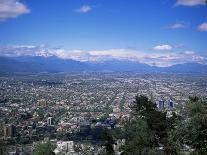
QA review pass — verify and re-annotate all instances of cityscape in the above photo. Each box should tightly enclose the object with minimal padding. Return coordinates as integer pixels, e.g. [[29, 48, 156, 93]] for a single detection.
[[0, 73, 207, 154], [0, 0, 207, 154]]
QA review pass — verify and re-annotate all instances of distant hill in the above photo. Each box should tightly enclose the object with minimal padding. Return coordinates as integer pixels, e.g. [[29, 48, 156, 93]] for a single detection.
[[0, 56, 88, 73], [86, 60, 158, 72], [161, 63, 207, 73], [0, 56, 207, 74]]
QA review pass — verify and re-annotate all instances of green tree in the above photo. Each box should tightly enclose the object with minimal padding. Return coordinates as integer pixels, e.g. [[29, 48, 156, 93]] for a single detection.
[[32, 141, 55, 155], [173, 97, 207, 154], [123, 95, 178, 155], [101, 129, 115, 155], [123, 118, 158, 155], [0, 140, 7, 155]]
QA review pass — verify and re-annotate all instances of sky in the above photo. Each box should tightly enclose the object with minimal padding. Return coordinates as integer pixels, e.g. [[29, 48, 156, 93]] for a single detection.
[[0, 0, 207, 66]]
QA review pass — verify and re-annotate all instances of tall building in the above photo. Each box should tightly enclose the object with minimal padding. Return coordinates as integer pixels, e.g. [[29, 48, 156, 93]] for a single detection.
[[55, 141, 75, 154], [168, 101, 174, 109], [158, 100, 165, 110], [4, 124, 16, 138], [47, 117, 54, 125]]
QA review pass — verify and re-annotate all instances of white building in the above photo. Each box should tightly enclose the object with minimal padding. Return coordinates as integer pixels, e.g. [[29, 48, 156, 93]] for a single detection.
[[47, 117, 54, 125], [54, 141, 75, 155]]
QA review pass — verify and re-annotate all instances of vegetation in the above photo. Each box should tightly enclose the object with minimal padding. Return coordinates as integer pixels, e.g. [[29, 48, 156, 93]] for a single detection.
[[0, 140, 7, 155], [172, 96, 207, 155], [101, 129, 115, 155], [122, 96, 179, 155], [32, 141, 55, 155], [121, 95, 207, 155]]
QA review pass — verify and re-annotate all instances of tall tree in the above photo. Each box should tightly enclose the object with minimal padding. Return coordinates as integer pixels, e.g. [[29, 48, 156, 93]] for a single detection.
[[0, 140, 7, 155], [123, 95, 178, 155], [173, 97, 207, 154], [101, 129, 115, 155], [32, 141, 55, 155]]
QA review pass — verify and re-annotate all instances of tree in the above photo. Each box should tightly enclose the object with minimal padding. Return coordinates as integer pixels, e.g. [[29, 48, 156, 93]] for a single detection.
[[32, 141, 55, 155], [173, 97, 207, 154], [0, 140, 7, 155], [129, 95, 157, 118], [123, 118, 158, 154], [101, 129, 115, 155], [123, 95, 178, 155]]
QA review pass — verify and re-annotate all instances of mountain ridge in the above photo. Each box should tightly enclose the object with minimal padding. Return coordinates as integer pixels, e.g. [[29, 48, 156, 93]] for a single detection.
[[0, 56, 207, 74]]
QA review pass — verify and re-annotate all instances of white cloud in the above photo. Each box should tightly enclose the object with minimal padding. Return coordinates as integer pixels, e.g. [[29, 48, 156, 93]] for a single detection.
[[184, 51, 195, 54], [166, 23, 187, 29], [75, 5, 92, 13], [152, 45, 173, 51], [0, 45, 52, 57], [197, 22, 207, 31], [0, 45, 206, 67], [175, 0, 206, 6], [0, 0, 30, 21]]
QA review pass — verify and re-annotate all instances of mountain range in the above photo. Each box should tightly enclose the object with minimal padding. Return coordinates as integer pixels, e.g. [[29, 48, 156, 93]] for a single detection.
[[0, 56, 207, 74]]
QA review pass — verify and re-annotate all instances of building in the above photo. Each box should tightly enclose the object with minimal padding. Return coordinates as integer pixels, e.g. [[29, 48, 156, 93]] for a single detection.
[[47, 117, 54, 125], [4, 124, 16, 138], [158, 100, 165, 110], [54, 141, 75, 154], [167, 101, 174, 109]]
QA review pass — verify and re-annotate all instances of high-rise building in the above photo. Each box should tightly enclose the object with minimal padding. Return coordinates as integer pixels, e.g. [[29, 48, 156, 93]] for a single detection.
[[55, 141, 75, 153], [168, 101, 174, 109], [158, 100, 165, 110], [47, 117, 54, 125], [37, 99, 47, 107], [4, 124, 16, 138]]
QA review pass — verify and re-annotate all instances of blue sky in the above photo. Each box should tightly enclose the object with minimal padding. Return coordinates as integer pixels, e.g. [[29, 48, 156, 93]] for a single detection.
[[0, 0, 207, 66]]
